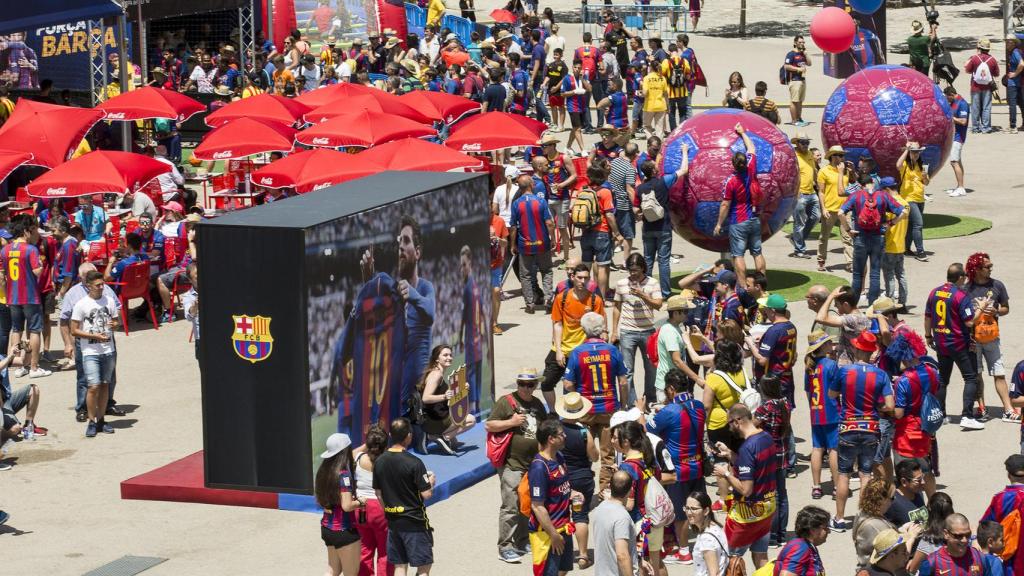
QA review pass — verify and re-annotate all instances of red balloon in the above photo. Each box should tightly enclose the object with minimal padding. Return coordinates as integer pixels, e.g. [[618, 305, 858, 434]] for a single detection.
[[810, 7, 856, 54]]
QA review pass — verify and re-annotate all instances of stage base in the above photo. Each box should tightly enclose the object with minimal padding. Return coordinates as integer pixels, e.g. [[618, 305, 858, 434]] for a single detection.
[[121, 422, 494, 512]]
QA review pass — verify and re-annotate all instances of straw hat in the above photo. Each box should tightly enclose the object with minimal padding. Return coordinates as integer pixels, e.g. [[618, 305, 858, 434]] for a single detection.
[[978, 38, 992, 50], [906, 140, 923, 152], [806, 330, 835, 355], [869, 296, 900, 315], [400, 59, 419, 75], [666, 294, 695, 311], [911, 20, 924, 33], [515, 367, 541, 382], [385, 37, 400, 48], [825, 145, 846, 159], [790, 131, 810, 144], [496, 30, 513, 41], [539, 133, 560, 146], [555, 392, 593, 420], [869, 529, 906, 564], [214, 85, 232, 96], [598, 123, 618, 135], [478, 39, 495, 49]]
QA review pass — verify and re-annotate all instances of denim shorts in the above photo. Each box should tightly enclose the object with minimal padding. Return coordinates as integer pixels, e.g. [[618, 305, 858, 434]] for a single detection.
[[730, 530, 770, 556], [615, 208, 635, 240], [580, 231, 612, 265], [838, 431, 879, 475], [83, 353, 116, 386], [10, 303, 42, 334], [810, 423, 839, 450], [728, 217, 762, 257], [875, 418, 894, 464], [490, 266, 502, 289], [976, 339, 1005, 377]]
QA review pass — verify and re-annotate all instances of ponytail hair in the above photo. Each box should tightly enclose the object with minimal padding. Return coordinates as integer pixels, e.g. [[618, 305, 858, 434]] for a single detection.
[[619, 420, 655, 469]]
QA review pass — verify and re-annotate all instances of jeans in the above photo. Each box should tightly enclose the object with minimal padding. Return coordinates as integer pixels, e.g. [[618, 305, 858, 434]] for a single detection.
[[681, 94, 693, 120], [74, 338, 117, 412], [518, 251, 553, 307], [851, 233, 884, 305], [642, 229, 673, 298], [938, 348, 978, 419], [771, 463, 789, 543], [904, 201, 924, 255], [498, 467, 530, 552], [790, 194, 821, 254], [533, 84, 550, 124], [881, 253, 907, 304], [668, 97, 687, 130], [591, 78, 607, 127], [971, 90, 993, 133], [1009, 83, 1024, 129], [619, 329, 656, 403]]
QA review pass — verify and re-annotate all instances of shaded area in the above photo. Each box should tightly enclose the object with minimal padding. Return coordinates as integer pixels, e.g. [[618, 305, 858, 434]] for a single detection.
[[671, 268, 847, 301], [782, 213, 990, 241]]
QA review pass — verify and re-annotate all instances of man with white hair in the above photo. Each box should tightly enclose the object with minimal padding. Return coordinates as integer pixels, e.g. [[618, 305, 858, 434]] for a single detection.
[[562, 311, 628, 490]]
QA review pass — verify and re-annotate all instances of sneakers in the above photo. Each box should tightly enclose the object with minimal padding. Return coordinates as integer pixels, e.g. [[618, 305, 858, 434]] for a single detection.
[[499, 549, 523, 564], [960, 416, 985, 430], [29, 423, 47, 436], [76, 409, 88, 423], [1003, 411, 1023, 423], [914, 253, 929, 262], [786, 468, 798, 479], [0, 439, 12, 455], [28, 368, 52, 379], [13, 368, 27, 378], [0, 462, 11, 472], [769, 539, 782, 549], [664, 551, 694, 565], [794, 120, 810, 127], [811, 486, 823, 500], [947, 187, 967, 197], [433, 436, 455, 455], [86, 421, 98, 438], [22, 422, 34, 441], [99, 421, 115, 434], [924, 193, 934, 202], [829, 517, 849, 533], [160, 312, 174, 325], [789, 251, 812, 259], [0, 510, 8, 526]]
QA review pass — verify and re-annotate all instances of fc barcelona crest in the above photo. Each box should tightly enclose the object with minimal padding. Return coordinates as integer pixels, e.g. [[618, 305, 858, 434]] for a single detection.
[[448, 365, 470, 425], [232, 315, 274, 363]]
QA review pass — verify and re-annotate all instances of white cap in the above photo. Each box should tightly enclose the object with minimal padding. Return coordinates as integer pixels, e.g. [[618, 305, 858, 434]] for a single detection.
[[445, 33, 457, 43], [504, 165, 521, 179], [609, 407, 642, 429], [320, 433, 352, 459]]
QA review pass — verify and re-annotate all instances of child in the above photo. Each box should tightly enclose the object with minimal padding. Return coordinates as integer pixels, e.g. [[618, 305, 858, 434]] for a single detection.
[[976, 520, 1005, 576], [804, 330, 841, 501], [754, 374, 791, 547]]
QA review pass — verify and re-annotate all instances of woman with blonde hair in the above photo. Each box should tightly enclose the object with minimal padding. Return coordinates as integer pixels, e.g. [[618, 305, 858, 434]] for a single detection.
[[723, 71, 748, 109]]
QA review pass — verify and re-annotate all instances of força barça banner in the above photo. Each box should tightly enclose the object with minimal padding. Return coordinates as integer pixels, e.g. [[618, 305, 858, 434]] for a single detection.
[[2, 20, 130, 92]]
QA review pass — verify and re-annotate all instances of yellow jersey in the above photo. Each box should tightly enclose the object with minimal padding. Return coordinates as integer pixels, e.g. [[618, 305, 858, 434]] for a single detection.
[[796, 149, 817, 195], [899, 164, 926, 204], [817, 164, 849, 213], [885, 193, 909, 254], [641, 72, 668, 113]]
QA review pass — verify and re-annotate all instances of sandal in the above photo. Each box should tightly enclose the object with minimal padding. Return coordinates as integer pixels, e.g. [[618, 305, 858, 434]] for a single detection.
[[817, 260, 826, 272], [576, 556, 594, 570]]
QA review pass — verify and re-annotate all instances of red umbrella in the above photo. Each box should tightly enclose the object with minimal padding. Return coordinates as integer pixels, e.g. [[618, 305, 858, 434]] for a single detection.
[[401, 91, 480, 124], [296, 110, 435, 149], [193, 118, 297, 160], [360, 138, 482, 172], [294, 82, 375, 108], [0, 150, 33, 183], [96, 87, 205, 122], [0, 100, 104, 168], [304, 93, 386, 124], [250, 149, 377, 193], [204, 94, 311, 128], [445, 112, 547, 152], [490, 9, 518, 23], [26, 151, 170, 198]]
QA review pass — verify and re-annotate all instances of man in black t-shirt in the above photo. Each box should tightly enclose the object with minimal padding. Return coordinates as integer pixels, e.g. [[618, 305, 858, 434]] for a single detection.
[[604, 19, 632, 74], [884, 460, 926, 526], [374, 418, 437, 573], [482, 69, 507, 113]]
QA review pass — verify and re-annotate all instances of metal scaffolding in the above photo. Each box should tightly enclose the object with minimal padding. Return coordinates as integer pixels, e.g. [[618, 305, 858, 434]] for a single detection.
[[239, 0, 255, 73], [1006, 0, 1024, 36], [88, 20, 109, 107]]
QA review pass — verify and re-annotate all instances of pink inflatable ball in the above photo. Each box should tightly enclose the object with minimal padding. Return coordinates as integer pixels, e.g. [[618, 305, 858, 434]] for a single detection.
[[821, 65, 954, 178], [811, 7, 857, 53], [658, 108, 799, 254]]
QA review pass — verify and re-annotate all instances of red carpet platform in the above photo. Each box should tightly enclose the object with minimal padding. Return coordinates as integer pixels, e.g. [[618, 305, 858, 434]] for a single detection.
[[121, 451, 278, 509]]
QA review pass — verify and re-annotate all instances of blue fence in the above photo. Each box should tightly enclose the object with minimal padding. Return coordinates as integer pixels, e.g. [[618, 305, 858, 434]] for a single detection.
[[406, 3, 426, 37], [582, 3, 694, 40]]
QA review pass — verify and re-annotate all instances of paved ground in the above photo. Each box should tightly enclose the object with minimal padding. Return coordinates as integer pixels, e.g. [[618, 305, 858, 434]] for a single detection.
[[3, 3, 1020, 573]]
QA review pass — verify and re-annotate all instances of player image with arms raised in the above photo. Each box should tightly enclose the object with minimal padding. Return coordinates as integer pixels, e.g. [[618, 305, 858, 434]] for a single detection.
[[459, 245, 486, 413]]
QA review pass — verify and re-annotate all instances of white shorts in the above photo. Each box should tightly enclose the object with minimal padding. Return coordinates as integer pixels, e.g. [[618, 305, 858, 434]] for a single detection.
[[950, 140, 963, 163]]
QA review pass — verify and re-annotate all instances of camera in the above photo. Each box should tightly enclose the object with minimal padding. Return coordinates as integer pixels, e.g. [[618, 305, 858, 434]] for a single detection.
[[926, 10, 939, 25]]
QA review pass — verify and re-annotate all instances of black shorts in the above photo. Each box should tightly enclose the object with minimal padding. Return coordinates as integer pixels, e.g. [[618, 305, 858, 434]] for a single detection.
[[569, 473, 595, 524], [321, 526, 360, 548], [667, 477, 708, 519], [569, 112, 583, 129], [387, 529, 434, 567], [542, 349, 567, 392], [707, 425, 742, 455]]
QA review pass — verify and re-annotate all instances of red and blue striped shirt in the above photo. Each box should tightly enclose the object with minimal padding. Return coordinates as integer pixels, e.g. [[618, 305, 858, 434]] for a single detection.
[[321, 469, 356, 531], [563, 338, 627, 414], [1, 239, 41, 305], [528, 453, 571, 531], [605, 92, 630, 128], [735, 431, 778, 502], [805, 356, 841, 426], [773, 538, 824, 576], [981, 483, 1024, 576], [510, 193, 552, 256], [647, 393, 706, 482], [562, 74, 586, 113], [894, 361, 940, 457], [722, 153, 758, 225], [830, 362, 893, 434], [755, 321, 798, 398], [55, 237, 80, 286], [925, 282, 974, 354]]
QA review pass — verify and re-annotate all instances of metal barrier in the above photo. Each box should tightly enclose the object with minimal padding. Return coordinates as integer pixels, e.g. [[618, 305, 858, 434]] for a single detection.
[[582, 2, 697, 40], [442, 14, 475, 46], [406, 3, 426, 36]]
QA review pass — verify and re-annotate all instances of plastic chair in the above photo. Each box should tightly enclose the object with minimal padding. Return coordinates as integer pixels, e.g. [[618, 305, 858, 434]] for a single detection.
[[108, 261, 158, 335], [163, 237, 191, 320], [86, 241, 110, 266], [125, 220, 140, 235]]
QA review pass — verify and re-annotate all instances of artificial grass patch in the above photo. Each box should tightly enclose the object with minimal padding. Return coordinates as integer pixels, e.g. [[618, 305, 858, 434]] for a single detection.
[[670, 268, 847, 302], [781, 213, 991, 241]]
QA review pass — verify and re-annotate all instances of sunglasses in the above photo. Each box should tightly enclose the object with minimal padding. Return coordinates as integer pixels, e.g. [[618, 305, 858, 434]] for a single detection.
[[518, 380, 539, 388], [946, 531, 972, 541]]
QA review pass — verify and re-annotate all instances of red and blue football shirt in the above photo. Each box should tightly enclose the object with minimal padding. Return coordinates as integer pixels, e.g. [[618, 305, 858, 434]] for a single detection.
[[462, 276, 482, 364], [805, 356, 841, 426], [1, 239, 42, 305], [755, 321, 798, 398], [894, 361, 940, 457], [830, 362, 894, 434], [510, 194, 552, 256], [561, 74, 586, 114], [735, 430, 778, 502], [648, 393, 706, 481], [722, 153, 758, 225], [55, 237, 80, 286], [562, 338, 627, 414], [528, 453, 571, 531], [605, 92, 630, 129], [773, 538, 824, 576], [321, 468, 356, 531], [925, 282, 973, 354]]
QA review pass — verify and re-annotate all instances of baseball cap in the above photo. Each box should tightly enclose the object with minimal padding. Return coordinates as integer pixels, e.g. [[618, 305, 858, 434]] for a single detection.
[[1006, 454, 1024, 476], [851, 331, 878, 352], [869, 529, 906, 564], [763, 294, 787, 311], [320, 432, 352, 459], [878, 176, 897, 189], [715, 270, 737, 286], [609, 407, 642, 429], [504, 165, 521, 179], [164, 201, 184, 214]]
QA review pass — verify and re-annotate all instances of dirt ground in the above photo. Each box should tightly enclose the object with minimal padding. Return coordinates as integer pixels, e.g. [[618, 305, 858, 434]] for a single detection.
[[3, 2, 1020, 573]]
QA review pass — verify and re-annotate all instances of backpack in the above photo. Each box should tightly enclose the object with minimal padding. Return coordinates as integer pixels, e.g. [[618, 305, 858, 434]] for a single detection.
[[643, 476, 675, 528], [517, 469, 533, 517], [919, 388, 945, 435], [641, 188, 665, 222], [972, 55, 994, 85], [577, 46, 598, 81], [668, 58, 687, 88], [779, 64, 789, 85], [570, 187, 603, 229], [855, 191, 883, 233], [688, 52, 707, 88], [714, 369, 761, 411], [999, 496, 1024, 561], [749, 97, 780, 125], [725, 555, 748, 576], [486, 394, 519, 468]]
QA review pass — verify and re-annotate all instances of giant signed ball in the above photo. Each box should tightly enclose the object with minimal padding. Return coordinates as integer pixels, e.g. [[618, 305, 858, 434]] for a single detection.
[[821, 65, 954, 178], [659, 108, 798, 254]]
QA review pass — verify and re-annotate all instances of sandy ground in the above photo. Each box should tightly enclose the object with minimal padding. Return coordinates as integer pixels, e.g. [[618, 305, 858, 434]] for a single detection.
[[4, 4, 1021, 574]]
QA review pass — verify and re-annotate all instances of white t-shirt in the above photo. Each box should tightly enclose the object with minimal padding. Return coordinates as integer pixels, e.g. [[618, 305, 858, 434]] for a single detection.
[[613, 275, 660, 332], [299, 65, 321, 91], [492, 184, 515, 225], [335, 61, 352, 80], [544, 35, 566, 64], [693, 524, 727, 576], [72, 294, 118, 356]]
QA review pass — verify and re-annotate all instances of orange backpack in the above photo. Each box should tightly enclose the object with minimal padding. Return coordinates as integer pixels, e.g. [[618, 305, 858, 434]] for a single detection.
[[517, 471, 533, 517], [975, 311, 1000, 344], [1000, 507, 1021, 561]]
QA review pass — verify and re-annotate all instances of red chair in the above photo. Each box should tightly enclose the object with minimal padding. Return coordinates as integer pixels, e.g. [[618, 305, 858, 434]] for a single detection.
[[125, 220, 140, 235], [86, 241, 110, 266], [163, 237, 191, 320], [108, 261, 159, 335], [106, 215, 122, 248]]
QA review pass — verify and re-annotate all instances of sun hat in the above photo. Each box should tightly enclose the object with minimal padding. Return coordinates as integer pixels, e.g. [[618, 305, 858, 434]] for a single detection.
[[214, 85, 232, 96], [186, 213, 202, 223], [516, 367, 541, 382], [907, 140, 924, 152], [790, 131, 810, 144], [763, 294, 787, 311], [151, 67, 167, 76], [870, 296, 900, 314], [539, 133, 560, 146], [385, 37, 400, 48], [496, 30, 513, 41], [911, 20, 923, 33], [851, 331, 878, 353], [869, 529, 906, 564], [609, 407, 642, 429], [400, 59, 419, 74], [555, 392, 594, 420], [825, 145, 846, 159], [445, 33, 458, 43], [806, 330, 835, 355], [320, 432, 352, 458], [598, 123, 617, 134], [978, 38, 992, 50], [666, 294, 695, 311]]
